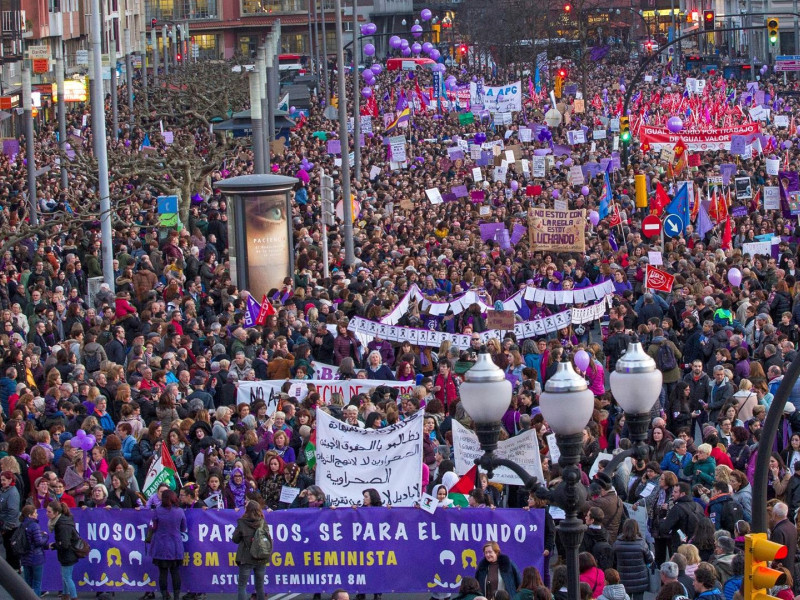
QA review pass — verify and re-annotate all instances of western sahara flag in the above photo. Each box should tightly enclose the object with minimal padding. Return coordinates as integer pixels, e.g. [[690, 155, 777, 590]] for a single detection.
[[143, 442, 180, 498]]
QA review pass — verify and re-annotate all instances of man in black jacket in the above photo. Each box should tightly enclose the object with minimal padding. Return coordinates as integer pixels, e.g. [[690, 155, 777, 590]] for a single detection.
[[681, 317, 704, 368], [104, 326, 128, 366], [786, 462, 800, 526], [604, 320, 630, 372], [659, 482, 706, 553], [769, 502, 797, 575]]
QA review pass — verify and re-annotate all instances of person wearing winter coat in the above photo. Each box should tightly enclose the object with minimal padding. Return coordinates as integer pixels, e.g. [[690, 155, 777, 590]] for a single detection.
[[683, 444, 717, 487], [148, 490, 187, 600], [613, 520, 653, 600], [0, 470, 21, 571], [47, 500, 79, 600], [579, 552, 605, 597], [19, 504, 49, 596], [475, 541, 522, 599], [232, 500, 269, 600], [597, 568, 631, 600], [510, 567, 544, 600]]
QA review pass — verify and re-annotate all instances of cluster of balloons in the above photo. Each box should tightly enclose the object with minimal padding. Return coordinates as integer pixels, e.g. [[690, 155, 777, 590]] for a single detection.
[[360, 62, 384, 99], [72, 429, 97, 452], [385, 8, 441, 63]]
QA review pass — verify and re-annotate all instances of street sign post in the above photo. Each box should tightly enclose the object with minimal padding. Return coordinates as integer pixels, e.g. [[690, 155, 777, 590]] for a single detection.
[[663, 213, 684, 238], [774, 56, 800, 71], [642, 214, 662, 238]]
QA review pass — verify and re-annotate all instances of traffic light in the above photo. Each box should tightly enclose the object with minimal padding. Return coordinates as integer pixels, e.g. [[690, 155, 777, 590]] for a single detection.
[[703, 10, 715, 30], [563, 3, 572, 12], [151, 18, 157, 28], [744, 533, 787, 600], [176, 53, 182, 62], [558, 68, 567, 78], [620, 116, 630, 143], [768, 18, 780, 45], [459, 44, 467, 55], [644, 40, 654, 53]]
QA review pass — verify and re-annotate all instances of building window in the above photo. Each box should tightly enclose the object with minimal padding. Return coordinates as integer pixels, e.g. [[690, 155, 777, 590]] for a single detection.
[[282, 33, 306, 53], [241, 0, 306, 14], [238, 34, 257, 58], [193, 33, 218, 58]]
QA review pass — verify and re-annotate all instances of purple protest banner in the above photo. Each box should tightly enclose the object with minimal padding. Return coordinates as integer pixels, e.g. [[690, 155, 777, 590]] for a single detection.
[[510, 224, 527, 245], [40, 508, 544, 594], [2, 138, 19, 158], [479, 222, 505, 241], [442, 192, 458, 203], [327, 139, 341, 155], [731, 205, 748, 218], [470, 190, 486, 203], [452, 185, 469, 198]]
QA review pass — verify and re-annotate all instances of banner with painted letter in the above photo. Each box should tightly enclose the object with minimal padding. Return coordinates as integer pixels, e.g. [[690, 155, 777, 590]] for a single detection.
[[639, 122, 760, 151], [527, 207, 586, 253], [315, 410, 423, 507], [451, 421, 545, 486], [482, 81, 522, 113], [237, 379, 414, 409], [40, 508, 545, 594]]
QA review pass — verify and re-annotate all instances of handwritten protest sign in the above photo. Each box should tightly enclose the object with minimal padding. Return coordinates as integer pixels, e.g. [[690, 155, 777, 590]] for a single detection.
[[528, 207, 586, 253], [316, 410, 423, 507]]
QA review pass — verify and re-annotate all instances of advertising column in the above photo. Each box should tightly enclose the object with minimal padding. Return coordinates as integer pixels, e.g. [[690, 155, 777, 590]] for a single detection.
[[215, 174, 298, 300]]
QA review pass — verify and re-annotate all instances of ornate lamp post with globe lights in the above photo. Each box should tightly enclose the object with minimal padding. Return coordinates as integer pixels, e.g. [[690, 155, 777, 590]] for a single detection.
[[459, 342, 663, 600]]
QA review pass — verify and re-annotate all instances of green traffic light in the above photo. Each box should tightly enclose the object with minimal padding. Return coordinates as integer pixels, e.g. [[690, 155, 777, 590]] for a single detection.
[[621, 132, 631, 142]]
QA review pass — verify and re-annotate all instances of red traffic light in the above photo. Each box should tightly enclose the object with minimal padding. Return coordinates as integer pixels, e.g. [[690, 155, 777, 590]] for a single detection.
[[176, 53, 182, 62], [558, 68, 567, 78], [563, 3, 572, 12], [151, 18, 157, 27], [459, 44, 467, 55]]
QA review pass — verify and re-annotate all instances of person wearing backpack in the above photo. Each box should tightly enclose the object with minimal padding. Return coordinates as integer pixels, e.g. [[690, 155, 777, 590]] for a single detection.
[[18, 504, 49, 596], [81, 332, 107, 374], [647, 329, 683, 410], [233, 500, 271, 600], [658, 482, 706, 554], [705, 481, 744, 533], [46, 500, 79, 600]]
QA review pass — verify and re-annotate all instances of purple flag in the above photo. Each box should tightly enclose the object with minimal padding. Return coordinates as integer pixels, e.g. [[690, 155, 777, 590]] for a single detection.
[[244, 293, 261, 328], [696, 202, 713, 239]]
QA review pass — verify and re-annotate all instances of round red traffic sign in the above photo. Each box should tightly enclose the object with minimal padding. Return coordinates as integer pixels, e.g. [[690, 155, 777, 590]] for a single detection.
[[642, 214, 662, 238]]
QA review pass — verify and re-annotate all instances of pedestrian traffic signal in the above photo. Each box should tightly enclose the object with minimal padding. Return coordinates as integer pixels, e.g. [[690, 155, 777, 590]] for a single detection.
[[744, 533, 787, 600], [768, 18, 780, 45], [644, 40, 654, 53], [688, 9, 699, 22], [620, 116, 630, 143], [703, 10, 715, 30]]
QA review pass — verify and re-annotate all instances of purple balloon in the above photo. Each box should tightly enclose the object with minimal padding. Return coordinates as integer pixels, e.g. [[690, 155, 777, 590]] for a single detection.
[[289, 105, 295, 114], [783, 140, 793, 150], [581, 186, 590, 197], [563, 157, 573, 167], [422, 42, 434, 54], [363, 43, 376, 57], [412, 42, 422, 54], [389, 36, 402, 49], [728, 268, 742, 287], [361, 22, 377, 35], [400, 38, 409, 48], [667, 116, 683, 133], [429, 49, 441, 61], [588, 210, 600, 226], [411, 24, 423, 38], [363, 69, 374, 82], [362, 87, 373, 98], [370, 63, 382, 75], [474, 132, 487, 144], [510, 180, 519, 191], [552, 189, 560, 199], [420, 8, 433, 21], [574, 349, 591, 372], [401, 47, 412, 57]]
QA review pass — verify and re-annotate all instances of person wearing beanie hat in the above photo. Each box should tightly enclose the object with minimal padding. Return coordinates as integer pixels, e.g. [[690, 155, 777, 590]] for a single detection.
[[585, 471, 625, 544], [683, 443, 717, 487]]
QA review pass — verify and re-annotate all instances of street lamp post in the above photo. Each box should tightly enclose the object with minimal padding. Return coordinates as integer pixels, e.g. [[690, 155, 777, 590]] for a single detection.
[[459, 353, 595, 600]]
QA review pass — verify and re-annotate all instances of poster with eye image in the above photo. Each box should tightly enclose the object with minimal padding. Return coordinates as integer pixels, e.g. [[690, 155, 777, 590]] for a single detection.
[[219, 178, 296, 303]]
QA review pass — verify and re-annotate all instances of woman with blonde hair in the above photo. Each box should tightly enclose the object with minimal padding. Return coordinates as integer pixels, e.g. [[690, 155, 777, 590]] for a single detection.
[[676, 544, 701, 580]]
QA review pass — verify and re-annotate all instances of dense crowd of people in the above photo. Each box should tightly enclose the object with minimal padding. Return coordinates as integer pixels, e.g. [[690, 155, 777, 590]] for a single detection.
[[0, 39, 799, 600]]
